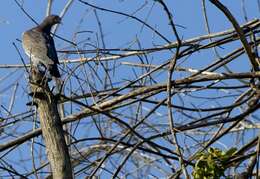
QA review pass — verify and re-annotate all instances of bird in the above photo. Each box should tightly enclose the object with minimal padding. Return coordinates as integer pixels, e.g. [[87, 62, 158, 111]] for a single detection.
[[22, 15, 61, 79]]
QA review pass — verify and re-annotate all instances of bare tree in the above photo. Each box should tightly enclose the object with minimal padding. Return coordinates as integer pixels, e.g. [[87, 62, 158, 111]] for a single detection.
[[0, 0, 260, 178]]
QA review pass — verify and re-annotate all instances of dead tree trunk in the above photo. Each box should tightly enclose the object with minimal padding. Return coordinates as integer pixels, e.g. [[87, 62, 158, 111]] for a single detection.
[[30, 69, 73, 179]]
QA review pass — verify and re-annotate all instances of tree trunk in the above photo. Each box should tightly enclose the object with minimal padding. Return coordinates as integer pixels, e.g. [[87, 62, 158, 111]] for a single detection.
[[30, 69, 73, 179]]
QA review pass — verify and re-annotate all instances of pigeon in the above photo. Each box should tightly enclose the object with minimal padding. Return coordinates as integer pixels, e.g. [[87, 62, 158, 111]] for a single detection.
[[22, 15, 61, 78]]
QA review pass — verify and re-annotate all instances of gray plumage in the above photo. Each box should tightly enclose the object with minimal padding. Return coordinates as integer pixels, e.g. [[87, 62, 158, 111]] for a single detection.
[[22, 15, 61, 78]]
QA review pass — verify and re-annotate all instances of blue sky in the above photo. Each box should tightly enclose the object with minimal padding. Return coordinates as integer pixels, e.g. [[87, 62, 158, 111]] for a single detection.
[[0, 0, 258, 64]]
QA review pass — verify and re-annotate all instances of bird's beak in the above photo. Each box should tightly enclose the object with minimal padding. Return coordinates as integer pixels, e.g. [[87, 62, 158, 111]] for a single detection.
[[58, 17, 62, 24]]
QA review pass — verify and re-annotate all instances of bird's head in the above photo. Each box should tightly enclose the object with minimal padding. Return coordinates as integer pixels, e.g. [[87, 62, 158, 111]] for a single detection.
[[38, 15, 61, 32], [44, 15, 62, 26]]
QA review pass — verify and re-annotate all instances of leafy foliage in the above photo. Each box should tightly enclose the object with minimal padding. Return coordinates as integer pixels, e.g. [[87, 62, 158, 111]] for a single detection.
[[192, 147, 237, 179]]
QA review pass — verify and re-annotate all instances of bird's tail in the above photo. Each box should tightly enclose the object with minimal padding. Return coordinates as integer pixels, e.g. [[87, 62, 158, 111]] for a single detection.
[[49, 64, 61, 78], [49, 64, 62, 93]]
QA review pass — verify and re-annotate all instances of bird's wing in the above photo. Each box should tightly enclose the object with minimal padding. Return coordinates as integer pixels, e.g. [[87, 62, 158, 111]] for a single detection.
[[22, 29, 59, 65], [43, 32, 60, 65]]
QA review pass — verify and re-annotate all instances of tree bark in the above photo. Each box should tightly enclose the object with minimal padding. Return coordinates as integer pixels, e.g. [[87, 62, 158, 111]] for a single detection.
[[30, 69, 73, 179]]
